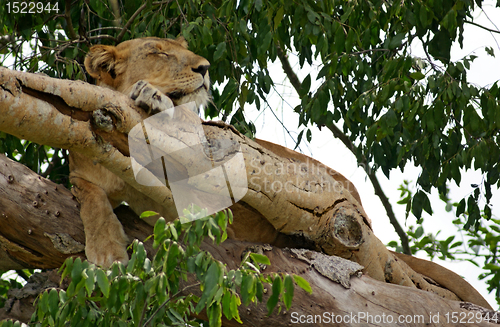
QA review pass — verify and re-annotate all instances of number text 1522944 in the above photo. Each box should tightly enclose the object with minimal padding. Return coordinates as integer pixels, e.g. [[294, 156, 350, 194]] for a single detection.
[[6, 2, 59, 14]]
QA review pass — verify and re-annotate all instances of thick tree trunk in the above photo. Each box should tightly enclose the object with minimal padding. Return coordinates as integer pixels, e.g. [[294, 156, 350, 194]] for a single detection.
[[0, 155, 498, 326]]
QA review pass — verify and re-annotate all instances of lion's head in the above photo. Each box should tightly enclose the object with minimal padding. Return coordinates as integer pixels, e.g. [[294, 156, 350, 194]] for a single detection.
[[84, 37, 210, 109]]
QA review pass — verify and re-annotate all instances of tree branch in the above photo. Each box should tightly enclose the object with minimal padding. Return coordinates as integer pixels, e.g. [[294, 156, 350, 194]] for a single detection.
[[275, 43, 302, 93], [64, 0, 78, 40], [116, 3, 148, 43], [275, 44, 411, 254]]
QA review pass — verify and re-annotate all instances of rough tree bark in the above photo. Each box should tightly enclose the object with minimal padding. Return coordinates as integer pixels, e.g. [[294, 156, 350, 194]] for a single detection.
[[0, 67, 496, 325]]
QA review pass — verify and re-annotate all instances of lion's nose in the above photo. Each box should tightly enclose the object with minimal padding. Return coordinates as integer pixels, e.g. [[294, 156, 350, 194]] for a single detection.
[[192, 65, 210, 77]]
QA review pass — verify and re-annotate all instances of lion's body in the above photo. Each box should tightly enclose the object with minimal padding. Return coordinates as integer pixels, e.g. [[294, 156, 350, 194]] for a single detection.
[[73, 36, 491, 309]]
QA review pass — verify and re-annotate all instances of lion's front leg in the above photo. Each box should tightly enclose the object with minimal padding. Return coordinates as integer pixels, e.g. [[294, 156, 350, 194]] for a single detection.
[[71, 176, 129, 268]]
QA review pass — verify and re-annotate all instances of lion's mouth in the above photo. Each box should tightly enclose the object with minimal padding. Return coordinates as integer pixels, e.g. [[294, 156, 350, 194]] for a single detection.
[[167, 84, 208, 101], [166, 90, 185, 100]]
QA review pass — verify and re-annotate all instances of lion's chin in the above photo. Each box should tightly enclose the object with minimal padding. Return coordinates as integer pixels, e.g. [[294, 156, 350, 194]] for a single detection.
[[174, 87, 210, 114]]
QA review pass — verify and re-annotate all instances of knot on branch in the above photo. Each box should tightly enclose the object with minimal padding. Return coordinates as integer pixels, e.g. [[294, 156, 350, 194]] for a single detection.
[[92, 109, 114, 132], [333, 209, 363, 249], [43, 232, 85, 254]]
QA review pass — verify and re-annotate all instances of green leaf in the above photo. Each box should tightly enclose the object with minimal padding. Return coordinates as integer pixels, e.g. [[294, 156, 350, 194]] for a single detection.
[[273, 7, 284, 29], [96, 269, 110, 298], [405, 196, 412, 220], [306, 129, 312, 142], [266, 275, 282, 315], [295, 130, 304, 150], [293, 275, 312, 294], [484, 263, 500, 271], [249, 253, 271, 266], [255, 0, 262, 11], [419, 7, 429, 27], [334, 26, 346, 53], [140, 211, 158, 219], [230, 293, 242, 323], [196, 262, 221, 314], [485, 46, 495, 57], [388, 32, 405, 50], [428, 29, 452, 63], [256, 278, 264, 302], [153, 217, 166, 248], [208, 303, 222, 327], [283, 275, 294, 310], [299, 74, 311, 97], [240, 274, 256, 306], [307, 10, 319, 24], [222, 291, 232, 320], [169, 223, 179, 241], [165, 242, 179, 276], [412, 190, 432, 219], [214, 42, 226, 61], [414, 226, 424, 239], [71, 257, 83, 285], [456, 198, 466, 217], [84, 267, 95, 296], [410, 71, 425, 80], [48, 288, 59, 319], [60, 257, 74, 283]]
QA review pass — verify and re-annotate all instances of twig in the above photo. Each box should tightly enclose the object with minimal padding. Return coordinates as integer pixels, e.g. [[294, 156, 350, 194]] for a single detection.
[[175, 0, 189, 25], [261, 91, 305, 154], [421, 38, 441, 73], [348, 48, 391, 56], [464, 20, 500, 35], [142, 282, 200, 327], [88, 26, 123, 33]]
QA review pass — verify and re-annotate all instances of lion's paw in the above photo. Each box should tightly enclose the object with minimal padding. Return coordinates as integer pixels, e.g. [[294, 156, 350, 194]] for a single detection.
[[85, 225, 130, 268], [86, 240, 129, 269], [130, 80, 174, 115]]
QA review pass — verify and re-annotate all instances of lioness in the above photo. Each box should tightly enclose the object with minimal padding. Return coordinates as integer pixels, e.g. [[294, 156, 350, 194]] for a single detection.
[[73, 36, 491, 309], [70, 37, 211, 267]]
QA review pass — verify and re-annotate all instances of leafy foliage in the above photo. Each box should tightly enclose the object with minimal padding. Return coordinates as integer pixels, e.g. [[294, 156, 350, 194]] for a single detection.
[[2, 209, 309, 327]]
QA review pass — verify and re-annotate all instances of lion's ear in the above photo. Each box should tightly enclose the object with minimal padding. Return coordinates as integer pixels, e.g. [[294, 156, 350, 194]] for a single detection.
[[84, 45, 117, 79], [175, 36, 188, 49]]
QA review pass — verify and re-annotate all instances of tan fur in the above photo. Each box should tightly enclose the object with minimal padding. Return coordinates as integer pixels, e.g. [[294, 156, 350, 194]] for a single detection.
[[74, 37, 491, 310]]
